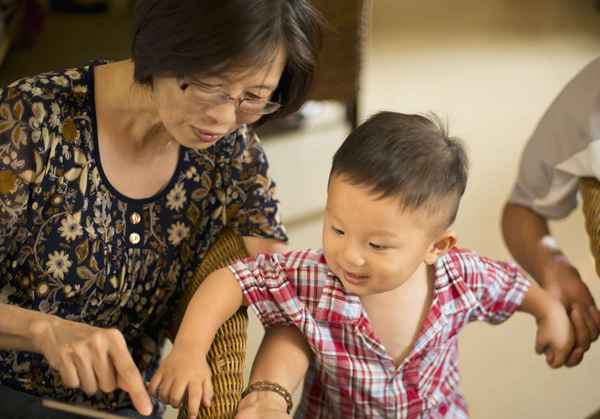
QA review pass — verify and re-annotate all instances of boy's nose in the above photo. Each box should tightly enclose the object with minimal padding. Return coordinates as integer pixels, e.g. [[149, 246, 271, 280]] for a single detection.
[[342, 245, 365, 267]]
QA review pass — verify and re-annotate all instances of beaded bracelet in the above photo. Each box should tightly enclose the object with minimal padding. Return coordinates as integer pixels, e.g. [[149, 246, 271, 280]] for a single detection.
[[241, 380, 293, 414]]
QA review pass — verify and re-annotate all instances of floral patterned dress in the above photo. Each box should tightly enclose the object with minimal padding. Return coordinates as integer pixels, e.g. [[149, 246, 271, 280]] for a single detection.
[[0, 61, 287, 410]]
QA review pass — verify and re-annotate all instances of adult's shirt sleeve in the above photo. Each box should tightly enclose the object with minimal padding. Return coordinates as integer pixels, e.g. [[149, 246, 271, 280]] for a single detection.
[[509, 56, 600, 219], [0, 79, 52, 282], [226, 128, 288, 242]]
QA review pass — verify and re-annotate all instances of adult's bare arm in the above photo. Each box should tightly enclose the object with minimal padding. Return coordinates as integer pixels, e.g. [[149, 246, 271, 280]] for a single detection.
[[501, 203, 600, 366], [0, 303, 153, 415]]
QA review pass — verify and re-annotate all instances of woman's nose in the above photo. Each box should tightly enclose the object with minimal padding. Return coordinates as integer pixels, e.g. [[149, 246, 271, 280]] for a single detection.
[[203, 101, 237, 129]]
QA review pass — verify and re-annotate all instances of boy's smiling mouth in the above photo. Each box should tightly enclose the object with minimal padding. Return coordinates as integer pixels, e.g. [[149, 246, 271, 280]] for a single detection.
[[342, 270, 370, 285]]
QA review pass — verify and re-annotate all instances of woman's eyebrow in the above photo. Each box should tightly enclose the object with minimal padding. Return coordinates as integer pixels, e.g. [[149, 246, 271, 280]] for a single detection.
[[247, 84, 276, 91]]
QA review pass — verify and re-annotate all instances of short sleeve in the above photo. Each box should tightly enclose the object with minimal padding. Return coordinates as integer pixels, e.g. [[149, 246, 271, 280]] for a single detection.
[[228, 251, 308, 328], [509, 57, 600, 219], [0, 81, 50, 268], [458, 253, 531, 324], [227, 128, 287, 242]]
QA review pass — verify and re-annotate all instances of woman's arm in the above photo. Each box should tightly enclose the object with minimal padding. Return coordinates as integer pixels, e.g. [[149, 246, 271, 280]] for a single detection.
[[0, 303, 49, 351], [0, 303, 153, 415]]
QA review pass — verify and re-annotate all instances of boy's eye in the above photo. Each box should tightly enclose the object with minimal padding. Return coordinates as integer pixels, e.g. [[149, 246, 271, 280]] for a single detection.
[[369, 242, 386, 250], [331, 226, 344, 236]]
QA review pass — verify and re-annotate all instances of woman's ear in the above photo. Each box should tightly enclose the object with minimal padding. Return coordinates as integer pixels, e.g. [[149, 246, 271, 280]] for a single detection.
[[424, 230, 457, 265]]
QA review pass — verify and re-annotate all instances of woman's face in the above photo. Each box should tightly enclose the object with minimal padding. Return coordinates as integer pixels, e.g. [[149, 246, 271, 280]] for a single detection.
[[152, 48, 287, 150]]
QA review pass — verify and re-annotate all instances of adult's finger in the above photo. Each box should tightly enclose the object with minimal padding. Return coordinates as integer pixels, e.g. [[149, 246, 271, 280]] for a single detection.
[[590, 306, 600, 329], [93, 350, 118, 393], [108, 331, 152, 416], [571, 306, 592, 351], [71, 348, 98, 396], [566, 347, 584, 367], [583, 310, 599, 342], [57, 351, 80, 389]]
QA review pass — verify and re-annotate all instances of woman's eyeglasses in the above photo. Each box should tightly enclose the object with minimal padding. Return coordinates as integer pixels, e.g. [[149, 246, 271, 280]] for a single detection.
[[180, 77, 281, 116]]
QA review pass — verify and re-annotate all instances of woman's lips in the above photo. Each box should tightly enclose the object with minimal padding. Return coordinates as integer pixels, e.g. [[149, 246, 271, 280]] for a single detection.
[[192, 127, 224, 143]]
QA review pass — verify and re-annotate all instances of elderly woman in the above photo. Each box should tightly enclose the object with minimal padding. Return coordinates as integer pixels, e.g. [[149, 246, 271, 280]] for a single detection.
[[0, 0, 322, 417]]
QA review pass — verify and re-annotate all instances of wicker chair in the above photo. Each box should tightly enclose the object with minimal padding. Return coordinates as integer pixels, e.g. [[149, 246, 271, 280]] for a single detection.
[[169, 228, 249, 419], [580, 177, 600, 277], [307, 0, 372, 128], [586, 409, 600, 419]]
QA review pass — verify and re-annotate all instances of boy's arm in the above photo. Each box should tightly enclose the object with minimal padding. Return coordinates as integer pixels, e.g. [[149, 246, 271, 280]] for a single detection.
[[237, 326, 311, 417], [518, 280, 575, 368], [149, 267, 244, 414], [174, 267, 244, 351]]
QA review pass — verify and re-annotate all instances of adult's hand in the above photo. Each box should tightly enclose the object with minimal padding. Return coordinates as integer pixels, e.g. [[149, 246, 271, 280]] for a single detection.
[[541, 260, 600, 366], [29, 316, 153, 416]]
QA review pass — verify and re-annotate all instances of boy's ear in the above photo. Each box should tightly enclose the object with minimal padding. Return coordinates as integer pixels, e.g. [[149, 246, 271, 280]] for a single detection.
[[424, 230, 457, 265]]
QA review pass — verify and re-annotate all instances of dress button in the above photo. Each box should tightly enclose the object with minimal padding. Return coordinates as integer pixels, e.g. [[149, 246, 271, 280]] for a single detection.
[[51, 194, 63, 206], [129, 232, 141, 245], [130, 212, 141, 225]]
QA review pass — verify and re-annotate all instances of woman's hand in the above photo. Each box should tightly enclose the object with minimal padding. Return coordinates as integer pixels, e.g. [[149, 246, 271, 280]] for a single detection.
[[148, 345, 213, 418], [29, 316, 153, 416]]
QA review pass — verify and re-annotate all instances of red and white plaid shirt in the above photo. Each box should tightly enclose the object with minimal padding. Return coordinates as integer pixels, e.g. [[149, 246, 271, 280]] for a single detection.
[[229, 248, 530, 419]]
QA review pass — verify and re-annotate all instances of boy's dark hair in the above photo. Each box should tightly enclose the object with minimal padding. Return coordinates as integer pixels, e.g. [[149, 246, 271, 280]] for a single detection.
[[132, 0, 324, 122], [330, 111, 469, 228]]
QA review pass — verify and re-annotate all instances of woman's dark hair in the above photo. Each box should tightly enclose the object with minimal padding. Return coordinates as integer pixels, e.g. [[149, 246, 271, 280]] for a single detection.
[[132, 0, 323, 122], [330, 112, 469, 228]]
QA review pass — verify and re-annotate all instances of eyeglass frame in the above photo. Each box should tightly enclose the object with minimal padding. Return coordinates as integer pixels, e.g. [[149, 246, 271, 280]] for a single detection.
[[178, 76, 282, 116]]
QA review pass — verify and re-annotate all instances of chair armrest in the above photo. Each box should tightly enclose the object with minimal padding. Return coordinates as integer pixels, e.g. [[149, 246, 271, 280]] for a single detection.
[[170, 228, 249, 419], [580, 177, 600, 277]]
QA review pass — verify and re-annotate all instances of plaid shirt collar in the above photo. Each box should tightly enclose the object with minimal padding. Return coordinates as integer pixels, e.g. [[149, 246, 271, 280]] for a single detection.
[[315, 250, 479, 327]]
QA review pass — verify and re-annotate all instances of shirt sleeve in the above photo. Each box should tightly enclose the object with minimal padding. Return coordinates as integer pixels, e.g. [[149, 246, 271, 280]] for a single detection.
[[227, 128, 288, 242], [458, 252, 531, 324], [228, 251, 309, 329], [509, 56, 600, 219], [0, 80, 49, 270]]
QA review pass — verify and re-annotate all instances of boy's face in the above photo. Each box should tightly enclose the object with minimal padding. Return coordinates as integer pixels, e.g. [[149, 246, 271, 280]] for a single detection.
[[322, 175, 455, 297]]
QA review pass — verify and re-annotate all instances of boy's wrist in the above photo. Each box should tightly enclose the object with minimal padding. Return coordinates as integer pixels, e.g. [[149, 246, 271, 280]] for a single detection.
[[533, 289, 563, 323], [172, 336, 209, 358], [240, 381, 293, 414], [520, 281, 561, 322]]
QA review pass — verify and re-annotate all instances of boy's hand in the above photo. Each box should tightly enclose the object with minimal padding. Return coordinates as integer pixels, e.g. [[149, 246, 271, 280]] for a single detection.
[[148, 347, 213, 417], [542, 263, 600, 366], [534, 299, 576, 368]]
